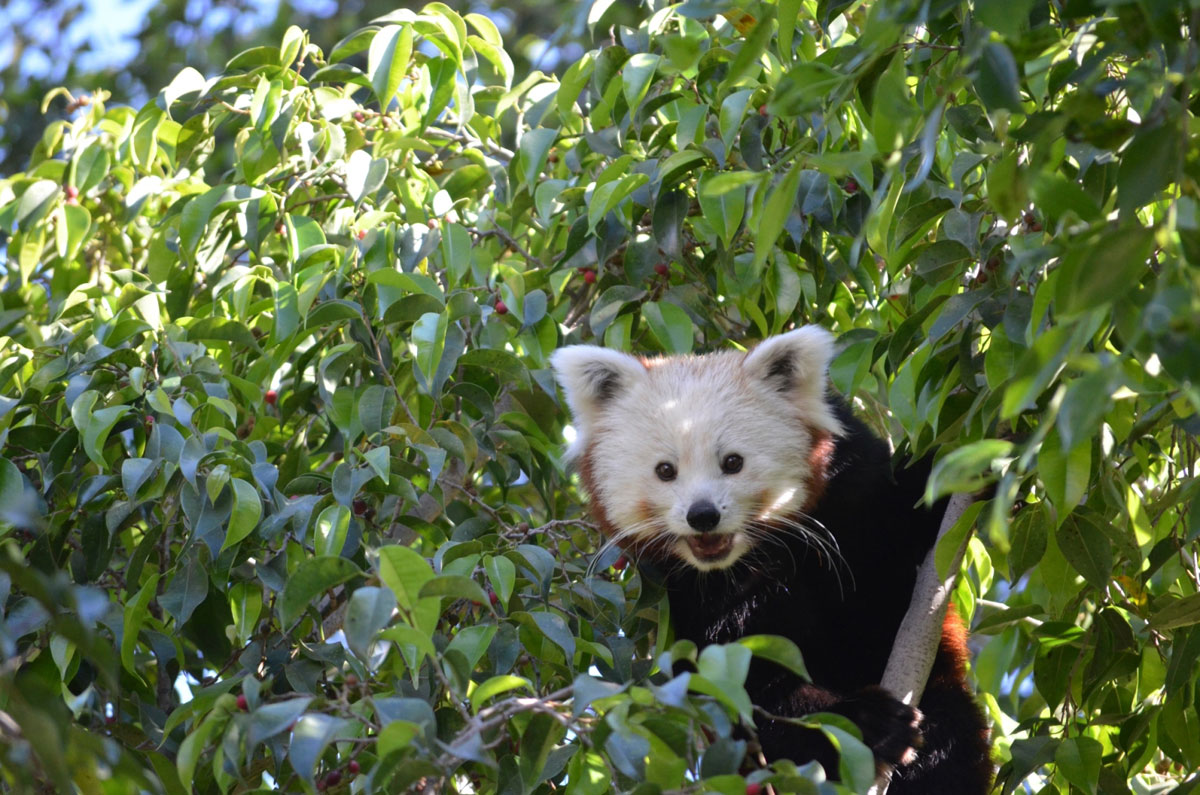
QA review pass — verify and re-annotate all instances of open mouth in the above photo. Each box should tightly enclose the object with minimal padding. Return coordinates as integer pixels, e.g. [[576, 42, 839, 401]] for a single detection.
[[685, 533, 735, 562]]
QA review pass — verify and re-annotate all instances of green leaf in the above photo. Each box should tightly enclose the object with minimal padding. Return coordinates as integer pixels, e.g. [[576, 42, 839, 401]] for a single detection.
[[590, 285, 645, 338], [1055, 225, 1155, 316], [418, 574, 490, 604], [74, 394, 129, 470], [58, 203, 92, 260], [121, 573, 160, 680], [719, 7, 774, 93], [697, 173, 745, 247], [754, 162, 804, 270], [131, 105, 165, 170], [622, 53, 660, 109], [769, 62, 845, 115], [738, 635, 809, 681], [1055, 737, 1101, 795], [421, 56, 457, 133], [314, 504, 351, 557], [0, 457, 25, 518], [279, 556, 361, 628], [484, 555, 515, 604], [519, 127, 558, 188], [641, 301, 694, 354], [1117, 122, 1181, 214], [368, 25, 413, 109], [975, 0, 1034, 39], [412, 311, 449, 396], [289, 714, 354, 785], [1038, 428, 1090, 523], [359, 384, 397, 438], [246, 697, 312, 750], [558, 51, 595, 115], [15, 179, 59, 231], [1008, 503, 1049, 578], [377, 545, 435, 612], [346, 149, 389, 205], [929, 291, 989, 342], [470, 675, 532, 710], [530, 610, 575, 660], [588, 173, 649, 231], [1148, 593, 1200, 632], [925, 440, 1013, 503], [344, 586, 397, 662], [974, 42, 1022, 112], [161, 551, 209, 625], [692, 644, 754, 719], [222, 478, 262, 551], [1056, 515, 1112, 589]]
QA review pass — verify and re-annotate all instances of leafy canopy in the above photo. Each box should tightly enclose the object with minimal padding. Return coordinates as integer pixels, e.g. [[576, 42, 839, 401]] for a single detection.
[[1, 0, 1198, 793]]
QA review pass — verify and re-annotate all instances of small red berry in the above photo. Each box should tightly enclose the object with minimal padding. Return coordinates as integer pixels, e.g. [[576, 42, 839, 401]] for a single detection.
[[758, 104, 768, 116], [654, 263, 669, 276], [353, 111, 365, 122], [355, 229, 366, 240], [583, 268, 597, 284], [976, 273, 989, 284], [347, 760, 361, 776], [353, 499, 368, 516], [144, 415, 154, 426], [1029, 221, 1043, 233], [64, 185, 79, 204], [489, 590, 500, 606], [745, 784, 763, 795], [985, 256, 1001, 271], [325, 770, 342, 787], [344, 674, 358, 687], [264, 389, 278, 406], [275, 222, 285, 235], [1022, 210, 1036, 226], [613, 555, 629, 572], [236, 694, 248, 711], [844, 179, 858, 194], [427, 218, 439, 229], [494, 300, 508, 315]]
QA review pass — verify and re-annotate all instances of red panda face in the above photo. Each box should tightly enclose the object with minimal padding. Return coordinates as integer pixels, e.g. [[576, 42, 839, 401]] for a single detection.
[[552, 327, 843, 571]]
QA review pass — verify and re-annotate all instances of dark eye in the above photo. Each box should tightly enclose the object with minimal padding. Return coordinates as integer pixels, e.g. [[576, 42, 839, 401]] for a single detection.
[[655, 462, 677, 481], [721, 453, 744, 474]]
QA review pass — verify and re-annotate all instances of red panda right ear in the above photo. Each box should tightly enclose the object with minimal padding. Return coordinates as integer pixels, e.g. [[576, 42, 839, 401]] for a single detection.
[[743, 326, 843, 435], [550, 346, 646, 436]]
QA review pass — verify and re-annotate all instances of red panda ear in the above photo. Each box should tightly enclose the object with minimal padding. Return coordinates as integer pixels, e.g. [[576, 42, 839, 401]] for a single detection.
[[743, 327, 842, 434], [550, 346, 647, 436]]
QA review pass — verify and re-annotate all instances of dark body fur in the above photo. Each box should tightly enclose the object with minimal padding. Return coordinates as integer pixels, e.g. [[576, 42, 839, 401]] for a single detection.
[[663, 398, 992, 792]]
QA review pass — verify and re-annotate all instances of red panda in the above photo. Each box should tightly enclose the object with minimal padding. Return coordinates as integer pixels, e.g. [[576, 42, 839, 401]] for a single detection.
[[551, 327, 992, 793]]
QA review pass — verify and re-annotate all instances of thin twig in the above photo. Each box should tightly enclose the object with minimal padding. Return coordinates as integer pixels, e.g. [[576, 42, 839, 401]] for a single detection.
[[466, 226, 547, 270]]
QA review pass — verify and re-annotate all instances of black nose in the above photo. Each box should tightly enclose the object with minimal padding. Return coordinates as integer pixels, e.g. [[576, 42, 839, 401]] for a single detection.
[[686, 501, 721, 532]]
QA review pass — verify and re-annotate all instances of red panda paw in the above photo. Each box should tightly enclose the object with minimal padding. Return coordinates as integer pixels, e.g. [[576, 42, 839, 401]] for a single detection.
[[836, 685, 924, 770]]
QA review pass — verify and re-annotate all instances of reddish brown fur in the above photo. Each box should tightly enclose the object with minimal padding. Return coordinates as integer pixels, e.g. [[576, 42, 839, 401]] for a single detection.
[[578, 443, 664, 561], [803, 429, 836, 511], [576, 444, 615, 538], [930, 604, 971, 688]]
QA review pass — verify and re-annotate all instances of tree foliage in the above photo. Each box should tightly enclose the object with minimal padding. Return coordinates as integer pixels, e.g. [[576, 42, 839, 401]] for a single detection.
[[1, 0, 1198, 793]]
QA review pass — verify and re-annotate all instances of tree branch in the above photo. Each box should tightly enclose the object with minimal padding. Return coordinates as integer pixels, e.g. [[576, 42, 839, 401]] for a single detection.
[[870, 491, 975, 794]]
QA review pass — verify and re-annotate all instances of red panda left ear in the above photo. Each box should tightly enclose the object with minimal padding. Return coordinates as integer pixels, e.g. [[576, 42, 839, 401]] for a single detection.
[[743, 326, 842, 434], [550, 345, 647, 442]]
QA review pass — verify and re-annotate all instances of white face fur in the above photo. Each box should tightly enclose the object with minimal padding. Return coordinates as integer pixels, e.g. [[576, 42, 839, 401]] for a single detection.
[[551, 327, 843, 571]]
